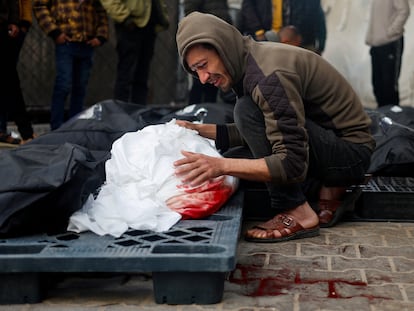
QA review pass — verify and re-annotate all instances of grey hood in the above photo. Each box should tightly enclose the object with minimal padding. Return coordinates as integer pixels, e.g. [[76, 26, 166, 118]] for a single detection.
[[176, 11, 249, 86]]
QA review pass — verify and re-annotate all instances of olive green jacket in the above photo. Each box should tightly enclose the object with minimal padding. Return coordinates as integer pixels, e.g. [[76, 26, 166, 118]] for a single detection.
[[100, 0, 169, 32]]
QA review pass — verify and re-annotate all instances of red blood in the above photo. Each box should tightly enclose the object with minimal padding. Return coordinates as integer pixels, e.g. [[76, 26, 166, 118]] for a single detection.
[[167, 177, 235, 219]]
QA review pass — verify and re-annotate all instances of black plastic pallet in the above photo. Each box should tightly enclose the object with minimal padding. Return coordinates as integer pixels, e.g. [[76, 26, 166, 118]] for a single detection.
[[0, 190, 244, 305], [242, 176, 414, 222], [350, 176, 414, 221]]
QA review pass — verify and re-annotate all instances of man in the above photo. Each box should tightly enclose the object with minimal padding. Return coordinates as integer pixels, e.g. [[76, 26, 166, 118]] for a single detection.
[[0, 0, 35, 145], [239, 0, 326, 54], [365, 0, 410, 107], [264, 25, 302, 46], [33, 0, 109, 130], [174, 12, 375, 243], [99, 0, 169, 105]]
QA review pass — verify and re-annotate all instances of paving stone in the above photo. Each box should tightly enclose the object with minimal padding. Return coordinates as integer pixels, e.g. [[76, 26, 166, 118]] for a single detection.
[[236, 253, 268, 267], [370, 301, 414, 311], [301, 243, 358, 257], [391, 257, 414, 272], [322, 232, 387, 246], [330, 256, 393, 271], [298, 296, 372, 310], [365, 270, 414, 285], [359, 245, 414, 258], [268, 255, 327, 270], [403, 283, 414, 302], [295, 270, 365, 284]]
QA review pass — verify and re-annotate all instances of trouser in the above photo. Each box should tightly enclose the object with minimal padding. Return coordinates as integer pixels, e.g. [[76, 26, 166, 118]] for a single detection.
[[51, 42, 94, 130], [370, 37, 403, 107], [188, 76, 218, 104], [233, 96, 372, 211], [114, 23, 156, 105], [0, 26, 33, 139]]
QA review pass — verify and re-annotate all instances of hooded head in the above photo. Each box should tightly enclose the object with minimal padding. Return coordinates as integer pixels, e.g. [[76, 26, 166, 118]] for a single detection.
[[176, 12, 248, 88]]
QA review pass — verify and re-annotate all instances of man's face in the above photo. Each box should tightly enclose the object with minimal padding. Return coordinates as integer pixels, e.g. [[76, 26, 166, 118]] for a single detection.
[[185, 45, 233, 92]]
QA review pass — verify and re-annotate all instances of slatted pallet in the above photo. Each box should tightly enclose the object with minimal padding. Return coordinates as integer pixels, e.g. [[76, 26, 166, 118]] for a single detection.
[[0, 190, 244, 305]]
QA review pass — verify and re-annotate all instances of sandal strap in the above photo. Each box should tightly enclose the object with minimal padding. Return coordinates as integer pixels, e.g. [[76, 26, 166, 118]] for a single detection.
[[318, 199, 342, 212], [255, 214, 304, 238]]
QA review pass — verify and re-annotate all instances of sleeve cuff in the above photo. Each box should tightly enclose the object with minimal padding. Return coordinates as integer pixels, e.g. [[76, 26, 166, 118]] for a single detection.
[[215, 124, 230, 153]]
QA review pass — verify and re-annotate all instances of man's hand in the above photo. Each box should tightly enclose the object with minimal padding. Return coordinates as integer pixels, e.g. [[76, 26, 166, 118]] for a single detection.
[[174, 150, 224, 187], [7, 24, 19, 38], [175, 120, 217, 140], [55, 33, 70, 44], [175, 120, 198, 131], [87, 38, 102, 47]]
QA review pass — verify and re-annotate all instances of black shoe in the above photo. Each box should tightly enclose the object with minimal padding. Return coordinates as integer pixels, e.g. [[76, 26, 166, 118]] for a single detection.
[[0, 132, 21, 145]]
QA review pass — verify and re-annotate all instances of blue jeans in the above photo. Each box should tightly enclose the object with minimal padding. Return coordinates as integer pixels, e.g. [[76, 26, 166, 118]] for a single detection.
[[232, 96, 372, 211], [51, 42, 93, 130]]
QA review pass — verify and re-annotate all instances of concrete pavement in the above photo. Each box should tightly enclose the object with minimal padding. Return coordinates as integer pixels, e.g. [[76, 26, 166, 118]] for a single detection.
[[1, 220, 414, 311]]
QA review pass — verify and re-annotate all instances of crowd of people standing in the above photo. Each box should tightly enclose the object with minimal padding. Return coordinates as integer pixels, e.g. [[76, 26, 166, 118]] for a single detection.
[[1, 0, 169, 144], [0, 1, 411, 146]]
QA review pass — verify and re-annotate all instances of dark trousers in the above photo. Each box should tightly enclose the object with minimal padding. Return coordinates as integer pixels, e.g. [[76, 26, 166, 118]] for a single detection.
[[370, 37, 404, 107], [233, 96, 372, 211], [0, 27, 33, 139], [188, 77, 218, 104], [114, 23, 156, 105]]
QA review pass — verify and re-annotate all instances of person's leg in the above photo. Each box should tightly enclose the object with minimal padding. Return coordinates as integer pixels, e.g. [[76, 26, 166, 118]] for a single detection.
[[0, 26, 9, 135], [188, 77, 203, 104], [234, 96, 319, 242], [9, 71, 34, 140], [130, 25, 156, 105], [9, 32, 33, 142], [0, 30, 12, 134], [306, 118, 372, 226], [393, 37, 404, 105], [234, 96, 307, 210], [189, 77, 218, 104], [50, 43, 73, 130], [202, 83, 219, 103], [370, 46, 381, 107], [306, 119, 371, 187], [370, 40, 401, 107], [0, 28, 21, 144], [380, 39, 401, 106], [70, 43, 93, 118], [114, 23, 139, 103]]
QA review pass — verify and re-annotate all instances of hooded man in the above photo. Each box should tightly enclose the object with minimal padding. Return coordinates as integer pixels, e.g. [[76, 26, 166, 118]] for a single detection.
[[174, 12, 375, 243]]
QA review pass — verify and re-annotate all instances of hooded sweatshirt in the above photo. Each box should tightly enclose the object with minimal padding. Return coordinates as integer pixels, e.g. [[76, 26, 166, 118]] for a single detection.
[[176, 12, 375, 185]]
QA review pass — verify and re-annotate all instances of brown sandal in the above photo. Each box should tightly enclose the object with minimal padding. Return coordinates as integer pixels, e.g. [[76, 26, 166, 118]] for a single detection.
[[245, 214, 320, 243], [318, 199, 344, 228], [318, 175, 372, 228]]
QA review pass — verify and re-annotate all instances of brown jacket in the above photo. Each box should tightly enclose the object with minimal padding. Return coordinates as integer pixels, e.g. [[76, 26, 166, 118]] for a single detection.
[[177, 12, 375, 184]]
